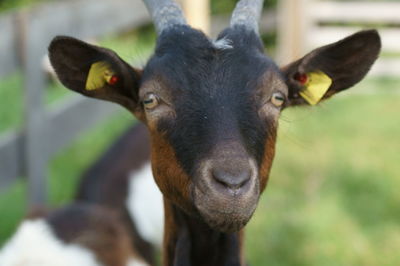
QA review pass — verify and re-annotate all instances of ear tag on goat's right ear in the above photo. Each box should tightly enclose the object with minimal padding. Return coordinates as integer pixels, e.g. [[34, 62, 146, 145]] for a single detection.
[[85, 61, 116, 91], [298, 71, 332, 105]]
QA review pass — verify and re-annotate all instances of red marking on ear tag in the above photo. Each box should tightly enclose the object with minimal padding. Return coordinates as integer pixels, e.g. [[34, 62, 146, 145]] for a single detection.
[[108, 75, 119, 85], [294, 72, 308, 85]]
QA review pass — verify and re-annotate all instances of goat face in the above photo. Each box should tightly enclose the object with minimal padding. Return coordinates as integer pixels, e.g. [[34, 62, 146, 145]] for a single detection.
[[49, 21, 380, 233], [141, 26, 280, 232]]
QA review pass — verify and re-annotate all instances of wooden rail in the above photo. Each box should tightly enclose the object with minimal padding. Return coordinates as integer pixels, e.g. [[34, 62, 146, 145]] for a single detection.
[[277, 0, 400, 77]]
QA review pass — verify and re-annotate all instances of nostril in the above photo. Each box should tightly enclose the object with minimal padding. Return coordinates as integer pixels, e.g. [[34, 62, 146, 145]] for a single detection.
[[211, 167, 251, 190]]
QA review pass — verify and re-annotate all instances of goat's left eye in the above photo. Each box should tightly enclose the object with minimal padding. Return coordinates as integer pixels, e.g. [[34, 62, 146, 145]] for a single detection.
[[271, 92, 285, 107], [143, 93, 159, 110]]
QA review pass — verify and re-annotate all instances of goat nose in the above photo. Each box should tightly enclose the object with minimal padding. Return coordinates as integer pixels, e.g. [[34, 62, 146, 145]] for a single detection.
[[212, 167, 251, 191]]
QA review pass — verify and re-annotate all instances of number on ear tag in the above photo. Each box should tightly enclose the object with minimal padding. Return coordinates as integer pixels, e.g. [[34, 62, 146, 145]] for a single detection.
[[299, 71, 332, 105], [85, 61, 116, 91]]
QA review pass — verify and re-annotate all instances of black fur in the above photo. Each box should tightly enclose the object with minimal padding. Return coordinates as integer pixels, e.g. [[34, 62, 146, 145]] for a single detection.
[[143, 25, 279, 178], [75, 124, 156, 265], [169, 204, 242, 266]]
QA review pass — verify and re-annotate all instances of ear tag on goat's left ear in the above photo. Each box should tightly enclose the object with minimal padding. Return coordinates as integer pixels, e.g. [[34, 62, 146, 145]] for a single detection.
[[85, 61, 117, 91], [298, 71, 332, 105]]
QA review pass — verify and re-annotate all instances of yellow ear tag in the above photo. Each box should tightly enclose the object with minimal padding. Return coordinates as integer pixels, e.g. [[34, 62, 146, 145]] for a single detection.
[[299, 71, 332, 105], [85, 61, 115, 91]]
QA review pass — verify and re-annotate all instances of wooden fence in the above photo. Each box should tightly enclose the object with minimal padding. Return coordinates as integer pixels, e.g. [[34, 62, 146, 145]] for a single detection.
[[277, 0, 400, 77]]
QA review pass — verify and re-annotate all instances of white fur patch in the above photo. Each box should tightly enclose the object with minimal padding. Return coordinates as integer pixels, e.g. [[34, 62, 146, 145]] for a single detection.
[[126, 163, 164, 248], [213, 38, 233, 50], [0, 219, 102, 266], [127, 257, 149, 266]]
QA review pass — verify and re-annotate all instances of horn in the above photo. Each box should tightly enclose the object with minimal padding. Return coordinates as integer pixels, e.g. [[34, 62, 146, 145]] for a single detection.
[[143, 0, 187, 34], [230, 0, 264, 34]]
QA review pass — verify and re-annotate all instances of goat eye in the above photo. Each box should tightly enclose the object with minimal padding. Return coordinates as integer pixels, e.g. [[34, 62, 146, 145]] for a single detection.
[[271, 92, 285, 107], [143, 93, 159, 109]]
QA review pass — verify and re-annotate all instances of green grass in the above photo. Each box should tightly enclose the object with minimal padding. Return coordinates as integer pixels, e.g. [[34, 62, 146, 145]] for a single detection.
[[0, 73, 24, 132], [245, 85, 400, 265], [0, 0, 48, 12]]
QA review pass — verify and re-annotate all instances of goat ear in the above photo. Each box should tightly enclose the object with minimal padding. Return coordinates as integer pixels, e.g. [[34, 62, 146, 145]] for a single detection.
[[281, 30, 381, 106], [49, 36, 143, 116]]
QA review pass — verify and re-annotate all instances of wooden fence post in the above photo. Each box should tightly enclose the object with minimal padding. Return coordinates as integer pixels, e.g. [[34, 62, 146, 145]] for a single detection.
[[276, 0, 310, 65], [181, 0, 210, 34], [23, 11, 48, 205]]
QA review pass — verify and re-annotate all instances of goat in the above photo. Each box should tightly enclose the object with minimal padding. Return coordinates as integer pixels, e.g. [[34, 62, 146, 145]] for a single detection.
[[76, 123, 163, 265], [48, 0, 381, 265], [0, 125, 162, 266], [0, 203, 148, 266]]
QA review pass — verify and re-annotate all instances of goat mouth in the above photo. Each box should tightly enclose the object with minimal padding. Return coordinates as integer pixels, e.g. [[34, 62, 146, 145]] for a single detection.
[[197, 206, 256, 233], [193, 184, 259, 233]]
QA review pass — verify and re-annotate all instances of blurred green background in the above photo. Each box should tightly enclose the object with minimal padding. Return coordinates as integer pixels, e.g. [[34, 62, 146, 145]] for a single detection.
[[1, 0, 400, 266]]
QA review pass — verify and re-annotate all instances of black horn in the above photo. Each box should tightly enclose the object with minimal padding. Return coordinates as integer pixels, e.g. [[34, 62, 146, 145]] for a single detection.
[[143, 0, 187, 34], [230, 0, 264, 34]]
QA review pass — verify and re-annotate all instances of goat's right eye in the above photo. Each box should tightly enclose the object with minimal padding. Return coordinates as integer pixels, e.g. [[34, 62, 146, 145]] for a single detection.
[[143, 93, 159, 110], [271, 92, 285, 107]]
